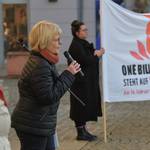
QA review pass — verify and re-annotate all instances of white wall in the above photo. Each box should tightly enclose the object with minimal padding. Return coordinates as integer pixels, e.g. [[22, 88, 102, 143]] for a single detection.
[[83, 0, 96, 46], [28, 0, 78, 64], [28, 0, 96, 65]]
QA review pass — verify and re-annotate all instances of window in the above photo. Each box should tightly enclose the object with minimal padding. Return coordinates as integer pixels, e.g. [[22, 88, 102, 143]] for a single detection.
[[2, 4, 28, 56]]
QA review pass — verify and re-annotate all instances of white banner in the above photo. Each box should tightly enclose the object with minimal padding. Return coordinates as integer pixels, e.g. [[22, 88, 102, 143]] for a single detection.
[[101, 0, 150, 102]]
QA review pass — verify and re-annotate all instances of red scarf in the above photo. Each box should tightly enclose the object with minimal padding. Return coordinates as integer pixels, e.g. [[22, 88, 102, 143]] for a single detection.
[[0, 88, 8, 107], [40, 49, 59, 64]]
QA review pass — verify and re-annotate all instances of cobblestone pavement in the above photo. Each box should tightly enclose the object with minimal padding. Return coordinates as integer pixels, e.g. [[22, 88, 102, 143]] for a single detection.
[[1, 77, 150, 150]]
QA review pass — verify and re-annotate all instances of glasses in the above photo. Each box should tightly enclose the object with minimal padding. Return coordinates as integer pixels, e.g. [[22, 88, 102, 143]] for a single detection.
[[52, 38, 62, 45], [80, 28, 88, 32]]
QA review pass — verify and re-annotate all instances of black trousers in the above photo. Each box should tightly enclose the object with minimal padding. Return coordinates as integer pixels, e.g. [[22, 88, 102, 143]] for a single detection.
[[16, 130, 56, 150], [74, 121, 86, 127]]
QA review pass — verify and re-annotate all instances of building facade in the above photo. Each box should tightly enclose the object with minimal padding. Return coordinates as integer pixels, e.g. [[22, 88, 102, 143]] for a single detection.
[[0, 0, 96, 65]]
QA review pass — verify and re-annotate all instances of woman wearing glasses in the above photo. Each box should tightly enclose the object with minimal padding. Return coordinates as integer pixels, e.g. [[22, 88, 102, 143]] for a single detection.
[[68, 20, 105, 141], [11, 20, 81, 150]]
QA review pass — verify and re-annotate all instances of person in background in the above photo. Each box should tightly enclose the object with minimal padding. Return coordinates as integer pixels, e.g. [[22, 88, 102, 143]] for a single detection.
[[0, 88, 11, 150], [121, 0, 135, 10], [112, 0, 124, 5], [68, 20, 105, 141], [121, 0, 150, 13], [11, 20, 81, 150], [132, 0, 148, 13]]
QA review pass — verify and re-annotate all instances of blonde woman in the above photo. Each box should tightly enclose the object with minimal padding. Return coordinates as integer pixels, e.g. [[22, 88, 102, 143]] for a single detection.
[[11, 20, 81, 150]]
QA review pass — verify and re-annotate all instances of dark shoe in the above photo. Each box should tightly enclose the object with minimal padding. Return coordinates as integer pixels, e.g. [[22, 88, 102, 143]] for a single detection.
[[76, 127, 97, 141], [77, 135, 96, 141], [83, 126, 97, 140]]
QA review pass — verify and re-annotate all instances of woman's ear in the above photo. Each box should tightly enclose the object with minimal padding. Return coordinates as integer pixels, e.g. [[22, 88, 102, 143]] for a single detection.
[[75, 31, 79, 37]]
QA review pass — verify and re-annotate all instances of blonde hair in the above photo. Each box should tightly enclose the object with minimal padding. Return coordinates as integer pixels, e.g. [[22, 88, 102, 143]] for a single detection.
[[29, 20, 62, 51]]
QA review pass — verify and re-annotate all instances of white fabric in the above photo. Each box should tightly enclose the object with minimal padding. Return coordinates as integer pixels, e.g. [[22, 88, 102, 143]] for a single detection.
[[54, 132, 59, 148], [0, 137, 11, 150], [101, 0, 150, 102], [0, 100, 11, 150]]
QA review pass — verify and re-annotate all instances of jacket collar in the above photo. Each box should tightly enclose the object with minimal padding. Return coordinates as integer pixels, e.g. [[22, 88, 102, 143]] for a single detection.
[[73, 37, 94, 50]]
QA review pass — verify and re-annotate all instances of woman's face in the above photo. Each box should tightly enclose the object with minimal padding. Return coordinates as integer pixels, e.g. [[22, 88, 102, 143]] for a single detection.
[[76, 25, 88, 40], [47, 34, 61, 54]]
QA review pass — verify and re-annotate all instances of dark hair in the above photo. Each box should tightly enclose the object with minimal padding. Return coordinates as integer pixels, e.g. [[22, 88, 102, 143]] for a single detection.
[[71, 20, 84, 37]]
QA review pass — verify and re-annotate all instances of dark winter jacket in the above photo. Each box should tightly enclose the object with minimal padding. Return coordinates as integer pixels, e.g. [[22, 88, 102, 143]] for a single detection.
[[11, 51, 75, 136], [68, 37, 102, 122]]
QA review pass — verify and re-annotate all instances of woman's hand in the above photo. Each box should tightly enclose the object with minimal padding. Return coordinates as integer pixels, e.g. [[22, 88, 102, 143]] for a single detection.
[[94, 48, 105, 57], [66, 61, 81, 75]]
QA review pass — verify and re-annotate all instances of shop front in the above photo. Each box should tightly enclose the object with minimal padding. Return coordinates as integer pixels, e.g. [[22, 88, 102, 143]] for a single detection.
[[0, 0, 29, 75]]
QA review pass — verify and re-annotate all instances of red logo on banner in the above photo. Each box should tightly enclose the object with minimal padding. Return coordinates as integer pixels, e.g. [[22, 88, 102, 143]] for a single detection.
[[130, 15, 150, 60]]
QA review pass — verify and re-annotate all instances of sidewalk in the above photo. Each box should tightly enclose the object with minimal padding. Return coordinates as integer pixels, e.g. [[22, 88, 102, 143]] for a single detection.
[[1, 65, 150, 150]]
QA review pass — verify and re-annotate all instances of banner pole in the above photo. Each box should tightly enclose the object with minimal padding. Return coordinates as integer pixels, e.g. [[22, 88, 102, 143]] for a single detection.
[[103, 95, 107, 143], [99, 0, 107, 143]]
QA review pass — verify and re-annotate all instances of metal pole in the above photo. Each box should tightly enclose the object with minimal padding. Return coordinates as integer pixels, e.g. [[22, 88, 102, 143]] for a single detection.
[[77, 0, 83, 21], [100, 0, 107, 143]]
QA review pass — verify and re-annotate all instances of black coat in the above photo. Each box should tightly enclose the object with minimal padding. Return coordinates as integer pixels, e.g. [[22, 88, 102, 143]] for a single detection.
[[11, 51, 75, 136], [68, 37, 102, 122]]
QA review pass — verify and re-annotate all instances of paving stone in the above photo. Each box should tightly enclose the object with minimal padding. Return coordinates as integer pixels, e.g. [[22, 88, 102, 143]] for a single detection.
[[1, 76, 150, 150]]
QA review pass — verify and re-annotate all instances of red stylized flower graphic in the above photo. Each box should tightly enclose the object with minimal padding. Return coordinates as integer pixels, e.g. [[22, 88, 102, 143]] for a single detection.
[[130, 15, 150, 60]]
